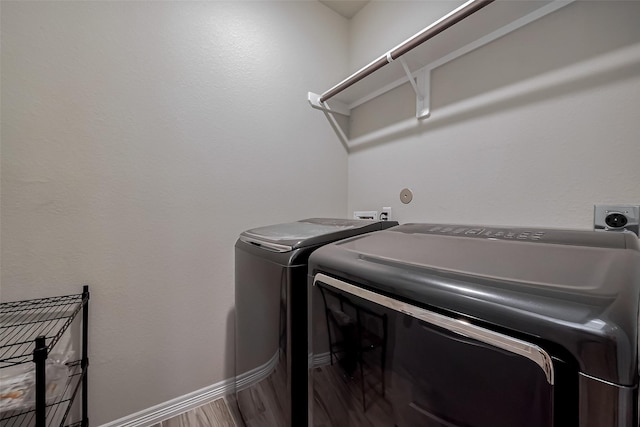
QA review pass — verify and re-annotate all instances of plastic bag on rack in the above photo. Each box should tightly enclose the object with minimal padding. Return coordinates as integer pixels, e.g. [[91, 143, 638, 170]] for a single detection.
[[0, 363, 71, 412], [48, 328, 75, 366], [0, 330, 74, 414], [22, 362, 70, 403], [0, 364, 33, 412]]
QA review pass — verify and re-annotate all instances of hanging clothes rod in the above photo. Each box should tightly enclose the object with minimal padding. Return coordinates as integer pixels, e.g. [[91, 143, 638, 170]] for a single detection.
[[319, 0, 495, 103]]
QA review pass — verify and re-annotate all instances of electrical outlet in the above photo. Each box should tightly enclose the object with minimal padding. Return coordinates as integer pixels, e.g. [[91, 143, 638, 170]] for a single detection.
[[594, 204, 640, 236], [380, 207, 392, 221], [353, 211, 378, 220]]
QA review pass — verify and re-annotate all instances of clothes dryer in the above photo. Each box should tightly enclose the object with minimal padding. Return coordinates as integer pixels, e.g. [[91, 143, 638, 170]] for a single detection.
[[309, 223, 640, 426]]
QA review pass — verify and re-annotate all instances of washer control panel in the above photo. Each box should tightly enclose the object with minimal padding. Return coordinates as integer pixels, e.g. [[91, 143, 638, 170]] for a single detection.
[[394, 223, 635, 249], [423, 225, 545, 241]]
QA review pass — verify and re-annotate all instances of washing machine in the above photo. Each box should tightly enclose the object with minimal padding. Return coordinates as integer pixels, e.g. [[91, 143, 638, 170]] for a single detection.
[[234, 218, 397, 427], [308, 223, 640, 426]]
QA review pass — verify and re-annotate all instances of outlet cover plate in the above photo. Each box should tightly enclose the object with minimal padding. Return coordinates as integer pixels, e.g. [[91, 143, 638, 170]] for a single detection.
[[594, 204, 640, 236]]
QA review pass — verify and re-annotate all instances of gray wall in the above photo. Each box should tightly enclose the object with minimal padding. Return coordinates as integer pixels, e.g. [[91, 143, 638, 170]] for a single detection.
[[0, 1, 348, 424], [347, 1, 640, 228]]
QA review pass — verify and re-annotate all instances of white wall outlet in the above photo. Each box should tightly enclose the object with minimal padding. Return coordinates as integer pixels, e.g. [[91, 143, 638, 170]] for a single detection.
[[594, 204, 640, 236], [380, 207, 392, 221], [353, 210, 378, 220]]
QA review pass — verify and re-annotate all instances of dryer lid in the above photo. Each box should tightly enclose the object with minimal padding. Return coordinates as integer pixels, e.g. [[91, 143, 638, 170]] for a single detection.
[[240, 218, 395, 252]]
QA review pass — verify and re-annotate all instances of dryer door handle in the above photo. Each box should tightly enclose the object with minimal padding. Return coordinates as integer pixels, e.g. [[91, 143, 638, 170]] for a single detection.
[[313, 272, 554, 385]]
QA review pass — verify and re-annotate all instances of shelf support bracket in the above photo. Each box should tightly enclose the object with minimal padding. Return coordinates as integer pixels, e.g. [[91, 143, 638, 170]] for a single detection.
[[416, 68, 431, 119], [398, 58, 430, 119], [307, 92, 351, 116], [307, 92, 351, 150]]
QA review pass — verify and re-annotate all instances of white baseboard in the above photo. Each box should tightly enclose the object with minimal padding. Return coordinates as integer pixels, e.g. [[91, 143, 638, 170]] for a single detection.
[[98, 351, 280, 427], [98, 351, 334, 427]]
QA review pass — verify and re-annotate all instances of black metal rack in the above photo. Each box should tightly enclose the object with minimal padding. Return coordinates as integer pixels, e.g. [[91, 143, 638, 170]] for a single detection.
[[0, 286, 89, 427]]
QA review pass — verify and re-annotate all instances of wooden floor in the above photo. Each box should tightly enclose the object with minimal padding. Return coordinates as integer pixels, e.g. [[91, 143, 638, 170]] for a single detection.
[[151, 354, 395, 427], [150, 396, 241, 427], [234, 359, 288, 427], [150, 360, 287, 427]]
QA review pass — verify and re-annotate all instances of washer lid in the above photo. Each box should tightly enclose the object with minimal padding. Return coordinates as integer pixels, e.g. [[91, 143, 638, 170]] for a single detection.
[[240, 218, 395, 252], [309, 223, 640, 386]]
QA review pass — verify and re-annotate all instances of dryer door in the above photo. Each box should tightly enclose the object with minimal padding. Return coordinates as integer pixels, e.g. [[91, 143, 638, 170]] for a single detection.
[[311, 273, 555, 427]]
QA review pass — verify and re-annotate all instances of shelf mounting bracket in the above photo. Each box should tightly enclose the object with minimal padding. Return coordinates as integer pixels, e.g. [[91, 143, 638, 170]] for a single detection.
[[398, 57, 430, 119], [307, 92, 351, 116], [416, 68, 431, 119]]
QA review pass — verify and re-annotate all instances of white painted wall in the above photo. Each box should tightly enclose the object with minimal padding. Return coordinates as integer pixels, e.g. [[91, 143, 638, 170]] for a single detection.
[[347, 1, 640, 229], [348, 1, 465, 72], [0, 1, 348, 424]]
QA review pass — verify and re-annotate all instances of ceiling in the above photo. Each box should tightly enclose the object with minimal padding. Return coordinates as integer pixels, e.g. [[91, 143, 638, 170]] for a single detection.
[[319, 0, 370, 19]]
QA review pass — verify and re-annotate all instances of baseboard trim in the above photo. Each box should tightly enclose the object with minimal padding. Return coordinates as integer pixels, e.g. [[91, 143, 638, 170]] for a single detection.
[[98, 351, 280, 427], [235, 350, 280, 392]]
